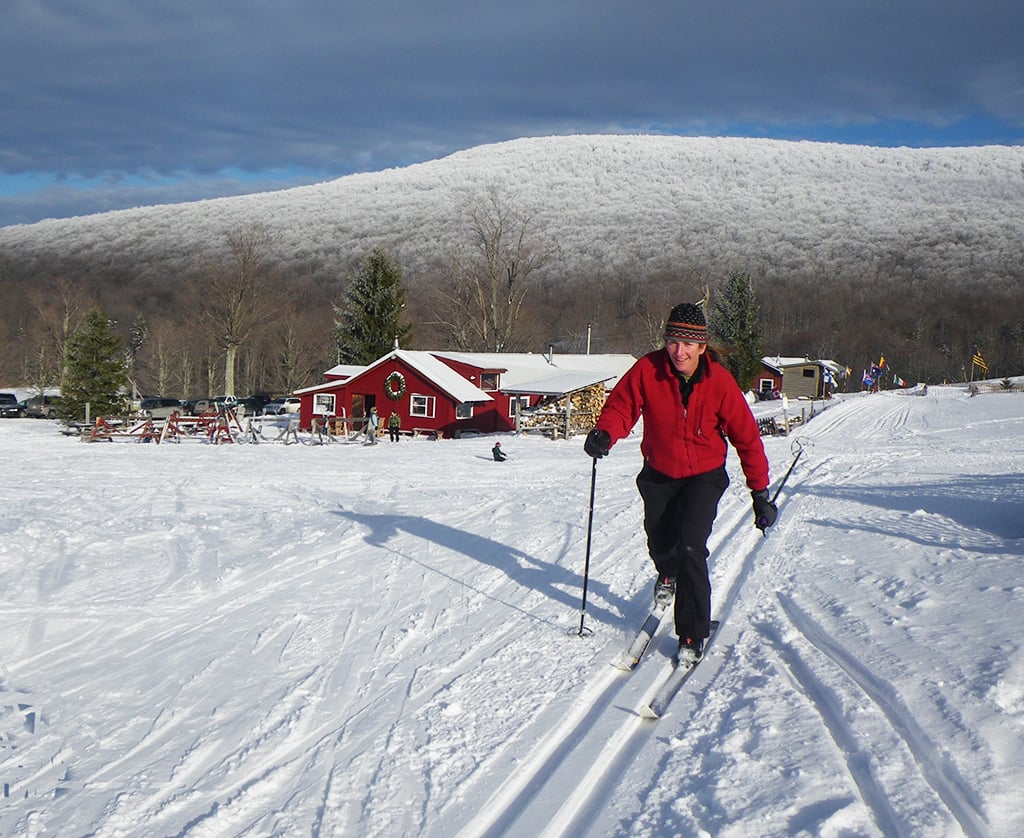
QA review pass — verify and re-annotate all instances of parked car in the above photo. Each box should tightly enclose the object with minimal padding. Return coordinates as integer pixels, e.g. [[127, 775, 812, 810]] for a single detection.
[[242, 394, 277, 414], [0, 393, 21, 418], [235, 396, 269, 416], [263, 397, 301, 415], [182, 398, 218, 416], [134, 397, 183, 420], [22, 395, 61, 419]]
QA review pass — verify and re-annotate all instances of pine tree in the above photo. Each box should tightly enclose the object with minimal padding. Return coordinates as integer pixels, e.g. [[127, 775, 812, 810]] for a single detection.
[[334, 248, 411, 364], [59, 308, 129, 423], [711, 271, 764, 392]]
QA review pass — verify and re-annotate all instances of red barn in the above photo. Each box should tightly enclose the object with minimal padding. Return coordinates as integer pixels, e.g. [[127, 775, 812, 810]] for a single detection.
[[294, 348, 635, 438]]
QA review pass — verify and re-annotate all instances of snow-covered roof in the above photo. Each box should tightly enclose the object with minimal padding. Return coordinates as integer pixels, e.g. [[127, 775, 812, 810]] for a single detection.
[[293, 379, 348, 396], [341, 349, 492, 404], [322, 364, 365, 380], [762, 356, 847, 377], [763, 356, 816, 370], [434, 351, 635, 392], [500, 371, 614, 396]]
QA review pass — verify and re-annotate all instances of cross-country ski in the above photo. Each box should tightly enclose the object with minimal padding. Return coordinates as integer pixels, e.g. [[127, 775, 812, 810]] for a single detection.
[[641, 620, 721, 719], [613, 604, 668, 670]]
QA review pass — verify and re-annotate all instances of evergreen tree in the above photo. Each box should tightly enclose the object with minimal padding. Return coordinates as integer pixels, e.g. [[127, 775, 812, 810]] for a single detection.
[[334, 248, 411, 364], [59, 308, 129, 423], [711, 271, 764, 392]]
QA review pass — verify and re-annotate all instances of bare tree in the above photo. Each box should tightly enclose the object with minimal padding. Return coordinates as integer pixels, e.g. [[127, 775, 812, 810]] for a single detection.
[[274, 309, 331, 394], [25, 277, 93, 393], [193, 224, 281, 397], [432, 187, 552, 352], [135, 319, 186, 396]]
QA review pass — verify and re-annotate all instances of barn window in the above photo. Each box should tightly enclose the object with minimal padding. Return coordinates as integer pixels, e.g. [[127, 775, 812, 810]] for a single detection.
[[410, 394, 435, 418], [455, 403, 473, 420], [802, 369, 816, 378], [480, 372, 499, 391], [313, 393, 336, 416], [508, 396, 530, 418]]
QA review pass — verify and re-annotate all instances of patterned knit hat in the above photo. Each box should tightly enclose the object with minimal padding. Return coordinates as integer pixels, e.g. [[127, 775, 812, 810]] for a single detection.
[[664, 302, 708, 343]]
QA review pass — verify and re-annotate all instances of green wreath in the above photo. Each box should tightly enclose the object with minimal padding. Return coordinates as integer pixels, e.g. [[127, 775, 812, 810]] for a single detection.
[[384, 371, 407, 400]]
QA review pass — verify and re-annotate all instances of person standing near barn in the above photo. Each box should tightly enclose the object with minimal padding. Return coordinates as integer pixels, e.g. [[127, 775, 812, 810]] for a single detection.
[[388, 410, 401, 442], [584, 302, 777, 664], [365, 406, 379, 444]]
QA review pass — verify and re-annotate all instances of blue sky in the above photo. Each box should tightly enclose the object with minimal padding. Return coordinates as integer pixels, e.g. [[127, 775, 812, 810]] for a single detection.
[[2, 0, 1022, 227]]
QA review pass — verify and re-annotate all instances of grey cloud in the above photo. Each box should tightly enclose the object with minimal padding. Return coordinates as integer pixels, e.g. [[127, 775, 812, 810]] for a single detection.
[[2, 0, 1022, 224]]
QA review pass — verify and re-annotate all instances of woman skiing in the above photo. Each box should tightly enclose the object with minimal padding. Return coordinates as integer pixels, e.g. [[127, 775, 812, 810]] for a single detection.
[[584, 302, 777, 664]]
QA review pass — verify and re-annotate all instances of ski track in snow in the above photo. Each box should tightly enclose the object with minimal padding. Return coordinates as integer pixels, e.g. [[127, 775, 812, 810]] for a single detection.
[[1, 387, 1022, 836], [772, 593, 988, 838], [448, 454, 790, 837]]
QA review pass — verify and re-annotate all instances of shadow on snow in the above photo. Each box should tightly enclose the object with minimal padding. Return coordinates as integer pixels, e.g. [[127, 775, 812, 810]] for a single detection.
[[331, 507, 631, 627]]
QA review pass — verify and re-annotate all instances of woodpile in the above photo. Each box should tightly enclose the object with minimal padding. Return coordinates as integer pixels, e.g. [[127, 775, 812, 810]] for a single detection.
[[517, 384, 608, 438]]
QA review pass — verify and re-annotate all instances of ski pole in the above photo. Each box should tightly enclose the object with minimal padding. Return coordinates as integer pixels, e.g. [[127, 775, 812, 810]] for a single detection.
[[771, 438, 805, 505], [758, 438, 807, 535], [575, 456, 598, 637]]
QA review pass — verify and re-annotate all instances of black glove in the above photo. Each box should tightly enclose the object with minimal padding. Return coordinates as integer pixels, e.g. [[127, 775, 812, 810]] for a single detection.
[[751, 489, 778, 532], [584, 428, 611, 459]]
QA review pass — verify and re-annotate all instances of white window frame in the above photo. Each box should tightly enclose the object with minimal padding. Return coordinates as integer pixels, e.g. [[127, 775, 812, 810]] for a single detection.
[[455, 403, 473, 420], [410, 394, 435, 418], [508, 396, 530, 418], [479, 372, 499, 391], [313, 393, 336, 416]]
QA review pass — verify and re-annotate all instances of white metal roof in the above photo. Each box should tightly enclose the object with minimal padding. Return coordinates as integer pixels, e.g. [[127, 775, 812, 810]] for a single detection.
[[500, 371, 615, 396], [763, 356, 814, 369], [321, 363, 365, 380], [433, 351, 635, 392]]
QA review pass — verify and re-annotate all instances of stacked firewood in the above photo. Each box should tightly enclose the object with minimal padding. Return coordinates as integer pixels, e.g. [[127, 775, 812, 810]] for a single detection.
[[517, 384, 608, 438]]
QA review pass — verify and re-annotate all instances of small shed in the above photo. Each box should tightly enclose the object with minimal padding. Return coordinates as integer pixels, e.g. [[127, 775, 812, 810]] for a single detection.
[[502, 373, 617, 438], [756, 359, 784, 400], [763, 356, 831, 399]]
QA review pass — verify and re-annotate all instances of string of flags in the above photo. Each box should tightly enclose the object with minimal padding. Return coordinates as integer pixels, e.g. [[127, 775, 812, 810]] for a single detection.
[[862, 347, 990, 390], [862, 354, 909, 390]]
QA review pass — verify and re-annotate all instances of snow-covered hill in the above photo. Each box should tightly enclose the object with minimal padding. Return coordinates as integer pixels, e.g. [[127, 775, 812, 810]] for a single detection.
[[1, 385, 1022, 836], [3, 135, 1023, 284]]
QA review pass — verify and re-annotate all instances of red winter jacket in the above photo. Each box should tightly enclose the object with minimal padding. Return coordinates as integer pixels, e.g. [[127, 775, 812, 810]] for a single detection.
[[596, 350, 770, 491]]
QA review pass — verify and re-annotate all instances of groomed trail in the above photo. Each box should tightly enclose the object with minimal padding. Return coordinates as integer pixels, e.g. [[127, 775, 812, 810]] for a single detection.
[[1, 388, 1021, 836]]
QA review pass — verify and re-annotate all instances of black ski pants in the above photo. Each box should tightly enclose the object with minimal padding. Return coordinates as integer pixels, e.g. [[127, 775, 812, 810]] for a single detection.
[[636, 463, 729, 642]]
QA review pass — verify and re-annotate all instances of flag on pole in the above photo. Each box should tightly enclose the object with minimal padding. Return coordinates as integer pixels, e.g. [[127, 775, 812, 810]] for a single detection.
[[878, 354, 887, 369], [972, 348, 989, 375]]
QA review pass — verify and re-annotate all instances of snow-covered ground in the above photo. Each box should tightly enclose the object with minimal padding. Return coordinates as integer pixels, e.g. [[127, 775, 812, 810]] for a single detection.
[[1, 386, 1021, 837]]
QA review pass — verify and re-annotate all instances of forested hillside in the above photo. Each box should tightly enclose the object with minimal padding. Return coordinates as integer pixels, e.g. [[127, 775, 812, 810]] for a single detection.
[[2, 135, 1022, 397]]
